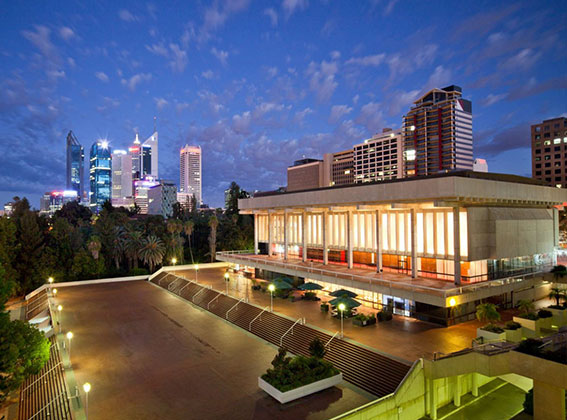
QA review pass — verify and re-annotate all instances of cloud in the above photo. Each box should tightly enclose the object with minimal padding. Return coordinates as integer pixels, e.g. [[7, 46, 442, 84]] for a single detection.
[[425, 65, 452, 90], [96, 96, 120, 114], [330, 51, 341, 60], [294, 107, 313, 124], [232, 111, 252, 134], [282, 0, 308, 18], [387, 89, 420, 116], [305, 60, 338, 103], [146, 43, 169, 57], [328, 105, 352, 124], [383, 0, 399, 16], [345, 54, 385, 67], [95, 72, 109, 83], [119, 9, 139, 22], [355, 102, 385, 133], [481, 93, 507, 107], [200, 0, 250, 41], [201, 70, 214, 79], [59, 27, 75, 41], [211, 47, 229, 65], [507, 76, 567, 101], [266, 66, 278, 78], [21, 25, 61, 67], [499, 48, 541, 71], [154, 97, 169, 110], [169, 43, 188, 72], [475, 124, 529, 157], [120, 73, 152, 91], [264, 8, 278, 26]]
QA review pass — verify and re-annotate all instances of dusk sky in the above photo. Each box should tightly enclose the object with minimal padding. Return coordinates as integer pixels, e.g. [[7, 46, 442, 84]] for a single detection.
[[1, 0, 566, 208]]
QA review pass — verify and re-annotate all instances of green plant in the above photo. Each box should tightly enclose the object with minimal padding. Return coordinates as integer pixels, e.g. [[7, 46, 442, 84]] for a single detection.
[[549, 287, 566, 307], [308, 338, 326, 359], [538, 309, 552, 319], [517, 299, 535, 316], [504, 321, 522, 330], [551, 265, 567, 281], [523, 389, 534, 415], [129, 267, 149, 276], [320, 303, 329, 312], [481, 324, 505, 333], [476, 303, 500, 324], [303, 291, 318, 300]]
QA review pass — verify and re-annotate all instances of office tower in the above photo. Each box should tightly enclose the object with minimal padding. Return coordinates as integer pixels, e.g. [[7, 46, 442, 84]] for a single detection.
[[531, 117, 567, 188], [287, 158, 324, 192], [66, 131, 84, 200], [142, 131, 158, 178], [180, 145, 202, 204], [130, 134, 142, 180], [39, 190, 78, 217], [473, 158, 488, 173], [133, 176, 160, 214], [177, 192, 194, 211], [148, 180, 177, 218], [89, 140, 112, 213], [402, 85, 473, 177], [111, 150, 133, 202], [353, 129, 404, 183], [323, 149, 354, 186]]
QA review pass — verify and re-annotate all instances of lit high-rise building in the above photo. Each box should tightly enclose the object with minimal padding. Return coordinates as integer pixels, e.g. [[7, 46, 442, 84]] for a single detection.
[[39, 190, 78, 217], [134, 176, 160, 214], [180, 145, 202, 204], [142, 131, 158, 178], [531, 117, 567, 188], [111, 150, 133, 202], [89, 140, 112, 213], [66, 131, 84, 201], [403, 85, 473, 177], [323, 149, 354, 186], [130, 134, 142, 180], [354, 129, 404, 183]]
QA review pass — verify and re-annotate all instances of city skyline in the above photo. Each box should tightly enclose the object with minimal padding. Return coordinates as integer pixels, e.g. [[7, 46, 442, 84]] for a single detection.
[[0, 1, 566, 208]]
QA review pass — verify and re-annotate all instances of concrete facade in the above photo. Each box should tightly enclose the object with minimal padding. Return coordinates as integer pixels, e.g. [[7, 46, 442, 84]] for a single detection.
[[287, 159, 324, 192], [531, 116, 567, 188]]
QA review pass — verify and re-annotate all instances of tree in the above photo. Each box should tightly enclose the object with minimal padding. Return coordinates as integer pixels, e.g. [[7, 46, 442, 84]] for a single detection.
[[184, 220, 195, 264], [87, 237, 102, 260], [225, 182, 249, 216], [551, 265, 567, 281], [208, 215, 219, 262], [54, 201, 92, 226], [308, 338, 326, 359], [475, 303, 500, 325], [140, 235, 165, 273], [517, 299, 535, 316], [549, 287, 566, 307], [15, 211, 45, 293], [124, 230, 144, 269]]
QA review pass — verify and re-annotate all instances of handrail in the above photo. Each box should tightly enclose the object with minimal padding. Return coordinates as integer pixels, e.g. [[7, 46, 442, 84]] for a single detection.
[[249, 306, 270, 331], [207, 292, 222, 309], [167, 277, 182, 291], [226, 298, 245, 319], [27, 294, 49, 313], [192, 287, 207, 302], [325, 331, 340, 348], [178, 279, 194, 295], [27, 391, 68, 420], [158, 272, 172, 286], [280, 317, 305, 347], [21, 361, 63, 393]]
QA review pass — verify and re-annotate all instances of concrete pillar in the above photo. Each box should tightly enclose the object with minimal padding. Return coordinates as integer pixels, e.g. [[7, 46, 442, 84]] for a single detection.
[[453, 375, 461, 407], [323, 211, 328, 265], [453, 207, 461, 286], [254, 214, 259, 254], [430, 378, 437, 420], [347, 211, 353, 269], [471, 373, 478, 397], [302, 211, 307, 262], [268, 213, 273, 257], [284, 212, 289, 261], [375, 210, 382, 272], [553, 207, 559, 265], [424, 378, 431, 415], [411, 209, 417, 279], [534, 379, 566, 420]]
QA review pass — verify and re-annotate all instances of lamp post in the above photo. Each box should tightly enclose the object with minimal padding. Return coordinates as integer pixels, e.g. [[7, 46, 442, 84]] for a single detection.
[[83, 382, 91, 420], [224, 272, 230, 295], [57, 305, 62, 333], [338, 303, 346, 338], [66, 331, 73, 362], [52, 288, 58, 305], [268, 284, 275, 312], [171, 257, 177, 266], [195, 264, 199, 282]]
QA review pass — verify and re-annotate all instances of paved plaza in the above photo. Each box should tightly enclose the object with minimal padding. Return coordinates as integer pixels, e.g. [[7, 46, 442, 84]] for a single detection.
[[173, 266, 481, 362], [55, 280, 370, 420]]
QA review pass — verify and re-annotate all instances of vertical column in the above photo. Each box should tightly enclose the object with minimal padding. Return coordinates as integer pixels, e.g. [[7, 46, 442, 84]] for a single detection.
[[375, 210, 382, 272], [284, 212, 289, 261], [268, 213, 273, 257], [347, 210, 353, 269], [471, 373, 479, 397], [553, 207, 559, 265], [430, 378, 438, 420], [254, 214, 259, 255], [411, 209, 417, 278], [302, 211, 307, 262], [323, 211, 329, 265], [453, 207, 461, 286], [453, 375, 461, 407]]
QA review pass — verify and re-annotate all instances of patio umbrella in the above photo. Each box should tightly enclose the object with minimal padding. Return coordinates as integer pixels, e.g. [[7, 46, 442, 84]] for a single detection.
[[328, 296, 361, 308], [276, 276, 295, 285], [272, 278, 293, 290], [329, 289, 357, 298], [298, 282, 323, 291]]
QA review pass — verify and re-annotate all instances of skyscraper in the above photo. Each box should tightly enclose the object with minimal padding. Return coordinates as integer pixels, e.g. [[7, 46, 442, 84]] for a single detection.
[[180, 145, 202, 204], [111, 150, 133, 201], [531, 117, 567, 188], [66, 131, 84, 200], [402, 85, 473, 177], [130, 134, 142, 180], [142, 131, 158, 178], [354, 129, 404, 183], [89, 140, 112, 213]]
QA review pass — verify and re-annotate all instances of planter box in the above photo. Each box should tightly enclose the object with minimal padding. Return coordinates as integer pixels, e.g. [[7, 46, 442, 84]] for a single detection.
[[476, 327, 506, 342], [504, 328, 522, 343], [353, 317, 376, 327], [320, 304, 329, 312], [548, 307, 567, 327], [258, 373, 343, 404], [513, 316, 542, 334], [539, 317, 553, 330]]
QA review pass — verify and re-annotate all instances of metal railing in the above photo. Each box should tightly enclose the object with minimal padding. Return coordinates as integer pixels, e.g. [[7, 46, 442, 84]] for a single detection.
[[207, 292, 222, 310], [192, 287, 207, 303], [325, 331, 340, 348], [249, 306, 270, 331], [167, 277, 182, 291], [21, 362, 63, 393], [158, 273, 172, 286], [226, 298, 245, 319], [178, 279, 194, 295], [280, 317, 305, 347]]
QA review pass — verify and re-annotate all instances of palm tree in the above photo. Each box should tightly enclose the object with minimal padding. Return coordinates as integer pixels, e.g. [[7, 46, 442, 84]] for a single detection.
[[476, 303, 500, 326], [184, 220, 194, 263], [124, 230, 144, 269], [551, 265, 567, 281], [517, 299, 535, 316], [140, 235, 166, 273], [549, 287, 566, 307], [208, 215, 219, 263], [112, 226, 126, 269], [88, 237, 102, 260]]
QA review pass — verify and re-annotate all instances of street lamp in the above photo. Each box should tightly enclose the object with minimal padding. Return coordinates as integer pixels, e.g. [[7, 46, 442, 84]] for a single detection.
[[57, 305, 62, 333], [171, 257, 177, 266], [268, 284, 275, 312], [66, 331, 73, 361], [83, 382, 91, 420], [338, 303, 346, 338], [224, 272, 230, 295], [195, 264, 199, 282]]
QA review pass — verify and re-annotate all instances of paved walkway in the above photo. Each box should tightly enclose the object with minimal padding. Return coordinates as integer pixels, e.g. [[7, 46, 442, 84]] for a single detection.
[[172, 267, 481, 362]]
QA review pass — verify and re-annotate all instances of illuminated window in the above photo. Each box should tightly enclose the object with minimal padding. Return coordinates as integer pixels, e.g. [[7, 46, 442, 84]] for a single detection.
[[405, 149, 416, 161]]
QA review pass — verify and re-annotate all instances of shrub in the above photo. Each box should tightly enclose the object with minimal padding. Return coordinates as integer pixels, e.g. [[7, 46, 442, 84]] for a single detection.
[[129, 267, 149, 276], [303, 292, 319, 301], [516, 338, 544, 357], [523, 389, 534, 415], [481, 324, 505, 334], [548, 304, 565, 310], [354, 313, 375, 322], [320, 303, 329, 312], [519, 312, 539, 321], [308, 338, 326, 359], [538, 309, 553, 319], [476, 303, 500, 324], [504, 321, 522, 330]]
